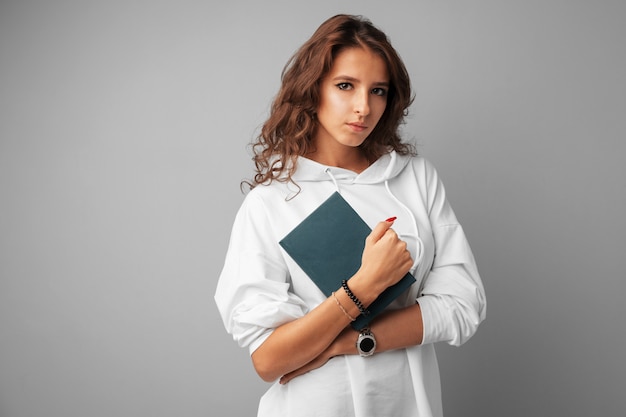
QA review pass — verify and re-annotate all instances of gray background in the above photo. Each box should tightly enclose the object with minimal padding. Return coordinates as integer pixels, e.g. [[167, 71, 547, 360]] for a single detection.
[[1, 0, 625, 416]]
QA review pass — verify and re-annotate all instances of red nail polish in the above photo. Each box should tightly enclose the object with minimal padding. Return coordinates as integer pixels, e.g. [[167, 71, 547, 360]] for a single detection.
[[385, 217, 397, 222]]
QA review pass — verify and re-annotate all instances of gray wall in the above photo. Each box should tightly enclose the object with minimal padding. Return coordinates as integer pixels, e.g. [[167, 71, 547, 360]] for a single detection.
[[1, 1, 624, 416]]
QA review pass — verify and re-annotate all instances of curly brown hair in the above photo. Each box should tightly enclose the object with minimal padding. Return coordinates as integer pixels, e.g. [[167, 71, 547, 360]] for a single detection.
[[244, 14, 415, 190]]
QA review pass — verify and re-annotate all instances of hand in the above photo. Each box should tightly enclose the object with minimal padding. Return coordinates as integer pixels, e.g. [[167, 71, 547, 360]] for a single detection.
[[356, 219, 414, 294], [278, 350, 331, 385], [279, 328, 356, 384]]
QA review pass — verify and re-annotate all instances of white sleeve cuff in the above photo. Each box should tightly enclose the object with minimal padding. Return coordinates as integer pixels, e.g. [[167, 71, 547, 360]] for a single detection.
[[417, 294, 456, 345]]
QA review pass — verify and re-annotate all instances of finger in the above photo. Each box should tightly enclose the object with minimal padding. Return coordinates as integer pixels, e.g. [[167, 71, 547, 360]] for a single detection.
[[280, 353, 333, 384], [367, 217, 396, 243], [280, 363, 312, 384]]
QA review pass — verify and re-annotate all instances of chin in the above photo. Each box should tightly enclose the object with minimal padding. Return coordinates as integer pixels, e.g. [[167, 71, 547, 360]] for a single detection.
[[339, 136, 369, 148], [341, 141, 367, 149]]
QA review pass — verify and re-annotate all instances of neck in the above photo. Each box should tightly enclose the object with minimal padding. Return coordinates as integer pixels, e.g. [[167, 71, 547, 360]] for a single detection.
[[306, 148, 370, 173]]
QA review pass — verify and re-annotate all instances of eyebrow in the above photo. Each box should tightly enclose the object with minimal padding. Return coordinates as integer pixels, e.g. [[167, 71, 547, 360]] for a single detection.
[[331, 75, 390, 87]]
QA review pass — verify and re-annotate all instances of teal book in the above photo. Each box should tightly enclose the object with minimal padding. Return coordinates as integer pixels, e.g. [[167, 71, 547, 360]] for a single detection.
[[279, 192, 416, 330]]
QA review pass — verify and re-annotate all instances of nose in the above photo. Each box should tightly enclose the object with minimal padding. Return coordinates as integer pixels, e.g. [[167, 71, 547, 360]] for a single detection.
[[353, 89, 370, 117]]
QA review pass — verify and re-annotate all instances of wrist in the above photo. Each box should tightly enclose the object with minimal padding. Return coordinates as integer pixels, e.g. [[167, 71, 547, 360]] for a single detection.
[[341, 279, 370, 317], [331, 328, 359, 357], [334, 287, 362, 320], [344, 271, 381, 307]]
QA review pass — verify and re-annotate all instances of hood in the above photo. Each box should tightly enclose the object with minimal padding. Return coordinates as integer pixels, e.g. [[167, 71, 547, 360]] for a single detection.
[[291, 151, 411, 185]]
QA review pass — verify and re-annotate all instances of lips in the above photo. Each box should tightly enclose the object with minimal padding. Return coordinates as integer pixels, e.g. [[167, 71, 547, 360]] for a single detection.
[[347, 122, 367, 132]]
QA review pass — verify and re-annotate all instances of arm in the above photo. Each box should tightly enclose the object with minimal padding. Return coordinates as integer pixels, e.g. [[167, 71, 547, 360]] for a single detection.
[[417, 159, 486, 346], [251, 218, 414, 382], [279, 159, 486, 383], [279, 302, 423, 384]]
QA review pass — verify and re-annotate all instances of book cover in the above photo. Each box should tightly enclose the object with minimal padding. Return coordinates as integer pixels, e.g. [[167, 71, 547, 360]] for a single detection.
[[279, 191, 416, 330]]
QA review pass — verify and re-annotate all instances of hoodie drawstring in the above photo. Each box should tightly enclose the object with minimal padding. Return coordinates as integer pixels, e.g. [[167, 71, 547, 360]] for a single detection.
[[326, 159, 424, 273], [385, 179, 424, 272], [324, 167, 341, 193], [383, 147, 424, 270]]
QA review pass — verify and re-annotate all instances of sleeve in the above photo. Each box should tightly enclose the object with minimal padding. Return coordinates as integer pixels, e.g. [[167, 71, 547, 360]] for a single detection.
[[416, 159, 487, 346], [214, 192, 309, 355]]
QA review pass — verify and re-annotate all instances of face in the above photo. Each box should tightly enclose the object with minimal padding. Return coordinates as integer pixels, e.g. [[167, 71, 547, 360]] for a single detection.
[[313, 47, 389, 154]]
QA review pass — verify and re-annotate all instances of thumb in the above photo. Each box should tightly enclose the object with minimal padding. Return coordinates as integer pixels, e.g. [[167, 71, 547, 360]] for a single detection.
[[367, 217, 396, 243]]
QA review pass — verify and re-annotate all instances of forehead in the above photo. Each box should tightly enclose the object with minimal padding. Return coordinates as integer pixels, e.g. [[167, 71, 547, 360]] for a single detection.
[[327, 47, 389, 81]]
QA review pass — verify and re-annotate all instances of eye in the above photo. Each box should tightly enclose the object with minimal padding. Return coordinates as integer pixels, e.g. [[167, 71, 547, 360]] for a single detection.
[[372, 87, 387, 97], [336, 82, 353, 90]]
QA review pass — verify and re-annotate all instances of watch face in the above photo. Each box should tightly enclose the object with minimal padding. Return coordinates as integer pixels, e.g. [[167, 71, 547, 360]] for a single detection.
[[359, 336, 375, 353], [357, 330, 376, 357]]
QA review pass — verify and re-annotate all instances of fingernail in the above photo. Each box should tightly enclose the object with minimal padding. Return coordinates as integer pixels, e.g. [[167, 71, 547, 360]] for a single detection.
[[385, 217, 397, 222]]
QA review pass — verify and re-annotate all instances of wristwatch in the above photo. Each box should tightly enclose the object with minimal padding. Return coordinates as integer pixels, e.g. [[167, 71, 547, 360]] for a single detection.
[[356, 327, 376, 357]]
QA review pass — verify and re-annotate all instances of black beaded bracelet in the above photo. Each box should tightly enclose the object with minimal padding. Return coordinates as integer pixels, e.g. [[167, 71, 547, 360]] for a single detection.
[[341, 279, 370, 316]]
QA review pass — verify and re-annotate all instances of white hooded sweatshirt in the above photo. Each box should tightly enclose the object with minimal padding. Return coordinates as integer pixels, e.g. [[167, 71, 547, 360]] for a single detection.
[[215, 151, 486, 417]]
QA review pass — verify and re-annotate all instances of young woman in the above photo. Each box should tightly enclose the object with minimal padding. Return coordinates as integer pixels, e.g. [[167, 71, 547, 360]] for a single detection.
[[215, 14, 486, 417]]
